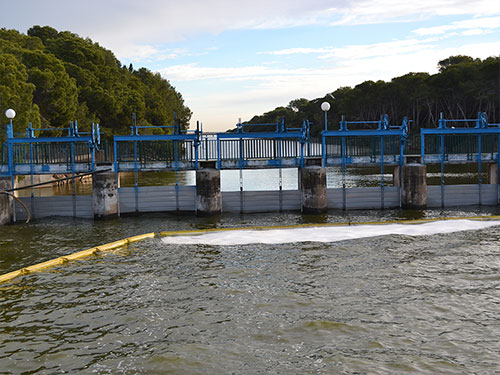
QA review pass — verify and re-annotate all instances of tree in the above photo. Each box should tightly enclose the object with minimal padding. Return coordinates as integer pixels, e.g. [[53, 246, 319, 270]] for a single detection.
[[243, 55, 499, 134], [0, 26, 192, 136], [438, 55, 477, 72], [22, 49, 78, 126], [0, 53, 41, 138]]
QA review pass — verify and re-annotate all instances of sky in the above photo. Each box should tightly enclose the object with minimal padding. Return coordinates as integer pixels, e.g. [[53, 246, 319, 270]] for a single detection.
[[1, 0, 499, 131]]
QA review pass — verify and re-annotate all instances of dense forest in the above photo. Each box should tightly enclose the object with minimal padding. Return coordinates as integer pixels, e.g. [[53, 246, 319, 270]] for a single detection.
[[0, 26, 191, 139], [1, 26, 498, 140], [245, 55, 500, 136]]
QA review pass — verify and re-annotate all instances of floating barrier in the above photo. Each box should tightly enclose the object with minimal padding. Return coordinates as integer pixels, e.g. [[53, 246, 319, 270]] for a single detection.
[[1, 215, 500, 284], [0, 232, 155, 285]]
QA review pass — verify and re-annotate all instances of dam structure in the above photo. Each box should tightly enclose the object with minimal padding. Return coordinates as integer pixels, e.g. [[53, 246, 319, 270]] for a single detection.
[[1, 110, 499, 223]]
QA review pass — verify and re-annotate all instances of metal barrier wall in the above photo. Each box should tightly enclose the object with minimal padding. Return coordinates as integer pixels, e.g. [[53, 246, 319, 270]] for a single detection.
[[13, 184, 499, 222], [321, 115, 409, 208]]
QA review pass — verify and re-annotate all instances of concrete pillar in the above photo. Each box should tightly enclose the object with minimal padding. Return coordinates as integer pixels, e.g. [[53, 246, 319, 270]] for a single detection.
[[488, 163, 498, 185], [401, 163, 427, 209], [393, 165, 401, 187], [0, 177, 13, 225], [301, 166, 327, 214], [196, 168, 221, 216], [93, 172, 119, 218]]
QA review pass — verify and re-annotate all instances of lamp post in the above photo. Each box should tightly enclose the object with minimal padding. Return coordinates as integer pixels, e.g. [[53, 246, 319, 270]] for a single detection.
[[4, 109, 15, 176], [4, 108, 15, 139], [321, 102, 330, 131]]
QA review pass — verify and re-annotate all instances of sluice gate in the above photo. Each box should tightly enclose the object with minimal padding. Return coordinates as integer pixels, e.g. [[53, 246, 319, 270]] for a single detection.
[[2, 111, 500, 222]]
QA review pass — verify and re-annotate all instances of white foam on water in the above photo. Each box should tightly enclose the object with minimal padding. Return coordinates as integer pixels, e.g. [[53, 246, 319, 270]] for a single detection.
[[161, 219, 500, 246]]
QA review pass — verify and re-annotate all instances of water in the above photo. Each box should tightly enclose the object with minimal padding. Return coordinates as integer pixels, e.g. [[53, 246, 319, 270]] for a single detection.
[[16, 163, 485, 197], [1, 208, 500, 374]]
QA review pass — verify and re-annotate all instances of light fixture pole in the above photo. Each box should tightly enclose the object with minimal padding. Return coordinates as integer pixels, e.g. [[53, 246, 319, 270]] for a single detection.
[[4, 109, 16, 176], [321, 102, 330, 131], [4, 108, 15, 139]]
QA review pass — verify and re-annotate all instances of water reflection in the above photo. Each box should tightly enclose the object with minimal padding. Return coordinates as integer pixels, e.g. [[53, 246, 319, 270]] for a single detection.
[[14, 163, 488, 197], [391, 209, 427, 220]]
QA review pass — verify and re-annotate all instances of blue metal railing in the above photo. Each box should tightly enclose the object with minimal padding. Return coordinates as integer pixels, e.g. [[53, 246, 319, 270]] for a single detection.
[[322, 115, 409, 164], [320, 114, 409, 209], [113, 119, 202, 173], [1, 121, 101, 176], [216, 118, 311, 169], [420, 112, 500, 162], [3, 112, 500, 178], [420, 112, 500, 207]]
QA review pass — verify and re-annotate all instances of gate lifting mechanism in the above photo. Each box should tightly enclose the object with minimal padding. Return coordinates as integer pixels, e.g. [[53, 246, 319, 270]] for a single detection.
[[112, 113, 202, 174], [420, 112, 500, 164], [420, 112, 500, 208], [321, 114, 410, 167], [321, 114, 410, 209], [1, 120, 102, 176], [216, 117, 311, 170]]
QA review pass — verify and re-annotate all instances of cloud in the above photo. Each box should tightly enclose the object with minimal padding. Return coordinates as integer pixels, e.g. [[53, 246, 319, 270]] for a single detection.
[[174, 39, 500, 130], [1, 0, 498, 131], [329, 0, 498, 25], [413, 16, 500, 36], [260, 37, 442, 60], [159, 65, 322, 82], [2, 0, 498, 56], [114, 45, 203, 63], [259, 47, 331, 56]]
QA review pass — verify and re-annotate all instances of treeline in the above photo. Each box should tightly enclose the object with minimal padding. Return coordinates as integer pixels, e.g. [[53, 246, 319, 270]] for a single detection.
[[0, 26, 191, 139], [245, 55, 499, 137]]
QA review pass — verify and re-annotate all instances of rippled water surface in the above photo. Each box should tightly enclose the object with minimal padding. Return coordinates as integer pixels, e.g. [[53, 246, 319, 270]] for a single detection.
[[1, 209, 500, 374]]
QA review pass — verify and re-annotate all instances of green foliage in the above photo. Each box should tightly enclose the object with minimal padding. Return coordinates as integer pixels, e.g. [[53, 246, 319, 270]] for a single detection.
[[0, 26, 191, 138], [246, 56, 499, 135], [438, 55, 478, 72], [0, 52, 41, 139]]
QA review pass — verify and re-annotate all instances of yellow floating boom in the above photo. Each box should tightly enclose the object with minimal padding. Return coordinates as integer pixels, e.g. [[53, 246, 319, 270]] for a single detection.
[[0, 232, 156, 285], [2, 214, 500, 285]]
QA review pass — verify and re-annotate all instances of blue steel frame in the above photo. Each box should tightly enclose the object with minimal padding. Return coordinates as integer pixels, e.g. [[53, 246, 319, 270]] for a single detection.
[[322, 115, 409, 209], [420, 112, 500, 206], [112, 120, 202, 173], [322, 115, 409, 166], [215, 118, 311, 170], [1, 121, 100, 177], [112, 118, 201, 213]]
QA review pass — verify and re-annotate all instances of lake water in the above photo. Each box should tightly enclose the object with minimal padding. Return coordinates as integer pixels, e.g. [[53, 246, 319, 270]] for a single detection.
[[17, 163, 485, 197], [1, 207, 500, 374]]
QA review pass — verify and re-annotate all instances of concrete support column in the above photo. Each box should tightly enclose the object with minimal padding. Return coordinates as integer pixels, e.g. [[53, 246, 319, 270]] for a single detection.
[[488, 163, 498, 185], [196, 168, 221, 216], [393, 165, 401, 187], [0, 177, 13, 225], [301, 166, 327, 214], [93, 172, 119, 218], [401, 163, 427, 209]]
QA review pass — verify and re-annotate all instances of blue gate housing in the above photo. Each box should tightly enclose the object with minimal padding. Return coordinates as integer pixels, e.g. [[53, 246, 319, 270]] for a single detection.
[[420, 112, 500, 206], [113, 119, 201, 173], [1, 121, 100, 177], [216, 118, 312, 169]]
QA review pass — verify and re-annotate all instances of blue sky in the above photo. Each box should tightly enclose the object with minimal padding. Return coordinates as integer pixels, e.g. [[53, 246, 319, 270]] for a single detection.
[[2, 0, 499, 131]]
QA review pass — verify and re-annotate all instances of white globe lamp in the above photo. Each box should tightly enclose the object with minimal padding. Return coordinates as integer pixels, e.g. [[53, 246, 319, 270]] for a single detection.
[[321, 102, 331, 131], [5, 108, 16, 139], [5, 108, 16, 119]]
